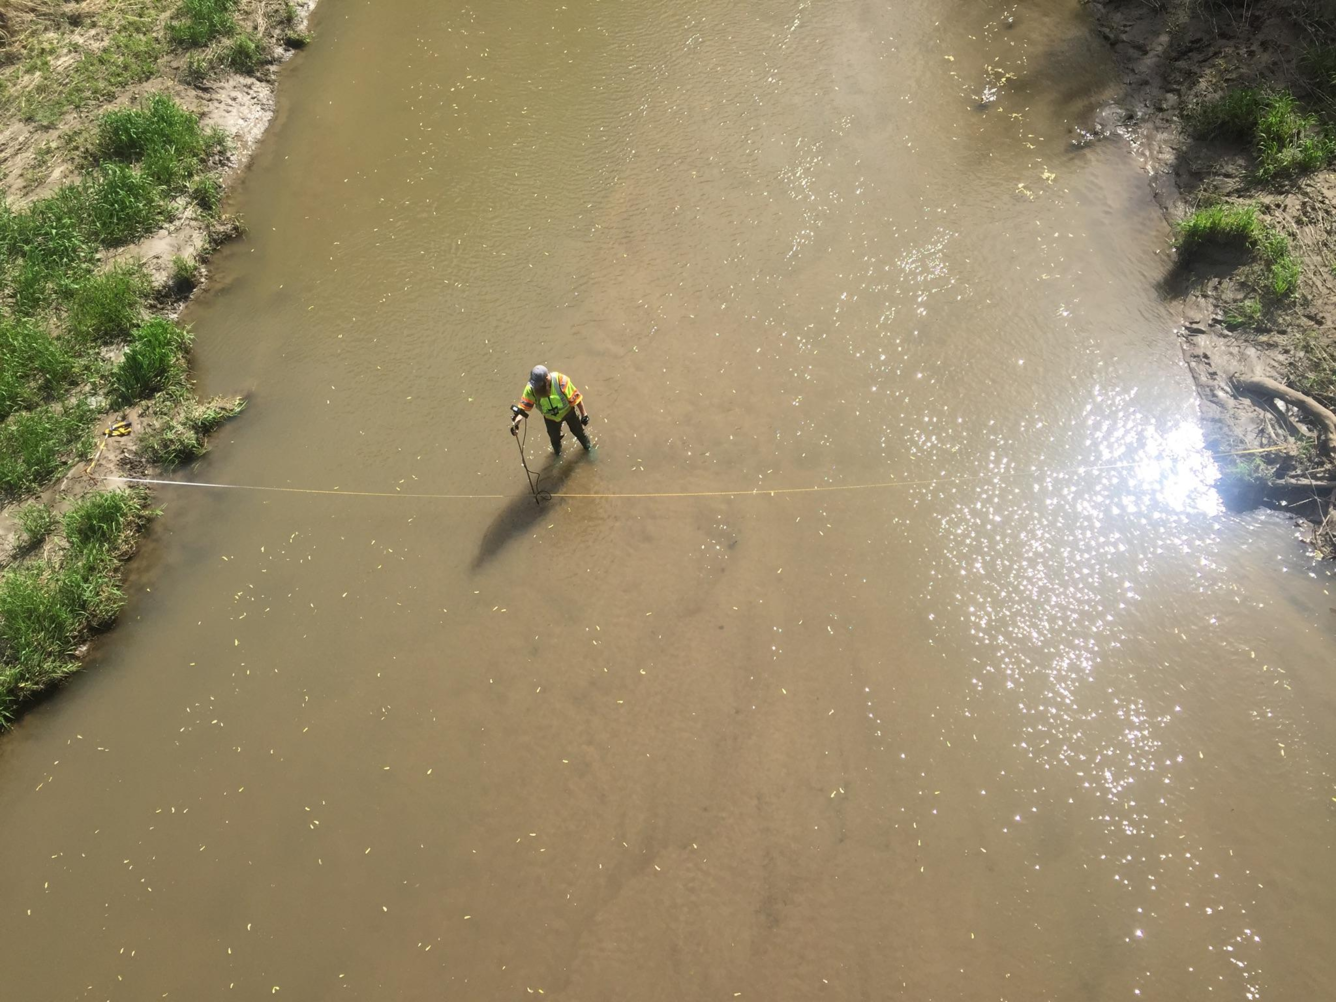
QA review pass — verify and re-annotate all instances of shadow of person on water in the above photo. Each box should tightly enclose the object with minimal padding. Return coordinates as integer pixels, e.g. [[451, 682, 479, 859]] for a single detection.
[[471, 455, 584, 570]]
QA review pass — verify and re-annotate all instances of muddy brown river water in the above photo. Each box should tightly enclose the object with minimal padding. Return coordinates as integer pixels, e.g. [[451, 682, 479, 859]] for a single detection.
[[3, 1, 1335, 998]]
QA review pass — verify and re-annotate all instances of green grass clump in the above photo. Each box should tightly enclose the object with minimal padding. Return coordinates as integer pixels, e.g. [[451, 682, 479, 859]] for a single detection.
[[91, 94, 226, 193], [190, 174, 223, 214], [1223, 297, 1263, 329], [0, 401, 94, 499], [1252, 229, 1301, 297], [1187, 87, 1333, 178], [93, 94, 202, 164], [0, 561, 85, 704], [0, 650, 81, 726], [1265, 247, 1301, 298], [225, 33, 263, 74], [169, 0, 239, 48], [1187, 87, 1264, 140], [142, 394, 244, 465], [2, 167, 170, 286], [83, 163, 167, 246], [63, 489, 149, 551], [66, 263, 152, 344], [1174, 203, 1301, 299], [170, 254, 199, 291], [0, 488, 154, 727], [13, 502, 59, 550], [2, 187, 98, 313], [3, 169, 189, 313], [1255, 92, 1335, 178], [1174, 203, 1258, 252], [0, 314, 76, 421], [3, 188, 91, 274], [112, 317, 190, 405]]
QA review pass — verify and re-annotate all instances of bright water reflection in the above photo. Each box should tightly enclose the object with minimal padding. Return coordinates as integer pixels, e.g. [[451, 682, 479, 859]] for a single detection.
[[1122, 420, 1223, 517]]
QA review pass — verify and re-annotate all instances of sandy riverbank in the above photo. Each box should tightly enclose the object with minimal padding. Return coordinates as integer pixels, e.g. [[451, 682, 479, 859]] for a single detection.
[[1085, 0, 1336, 553]]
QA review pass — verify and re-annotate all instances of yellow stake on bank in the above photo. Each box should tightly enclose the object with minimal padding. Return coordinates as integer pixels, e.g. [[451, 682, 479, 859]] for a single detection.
[[85, 420, 133, 477]]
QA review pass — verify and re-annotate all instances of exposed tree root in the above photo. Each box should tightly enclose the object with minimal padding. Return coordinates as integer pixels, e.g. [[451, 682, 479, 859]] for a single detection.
[[1227, 373, 1336, 555], [1230, 374, 1336, 459]]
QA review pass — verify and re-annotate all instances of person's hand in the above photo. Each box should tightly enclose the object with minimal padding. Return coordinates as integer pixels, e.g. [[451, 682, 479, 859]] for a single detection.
[[580, 413, 590, 427], [510, 422, 519, 436]]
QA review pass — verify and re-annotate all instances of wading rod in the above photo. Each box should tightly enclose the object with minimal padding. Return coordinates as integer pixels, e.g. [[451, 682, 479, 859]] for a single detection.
[[511, 407, 551, 505]]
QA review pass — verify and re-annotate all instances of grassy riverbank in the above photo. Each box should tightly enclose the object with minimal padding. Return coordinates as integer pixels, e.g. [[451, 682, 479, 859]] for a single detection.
[[1090, 0, 1336, 554], [0, 486, 152, 727], [0, 0, 312, 725]]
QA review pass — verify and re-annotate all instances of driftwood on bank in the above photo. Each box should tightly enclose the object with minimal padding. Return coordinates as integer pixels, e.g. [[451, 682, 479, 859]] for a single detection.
[[1230, 374, 1336, 458]]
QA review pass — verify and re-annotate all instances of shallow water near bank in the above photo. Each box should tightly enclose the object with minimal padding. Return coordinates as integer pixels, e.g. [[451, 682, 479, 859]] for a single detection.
[[3, 0, 1334, 998]]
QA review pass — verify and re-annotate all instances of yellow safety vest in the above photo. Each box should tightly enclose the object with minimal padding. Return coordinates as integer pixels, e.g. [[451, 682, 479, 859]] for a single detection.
[[534, 377, 571, 421]]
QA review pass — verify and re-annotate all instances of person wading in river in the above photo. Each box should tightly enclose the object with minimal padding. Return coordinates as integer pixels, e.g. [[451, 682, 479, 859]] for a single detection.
[[509, 365, 591, 456]]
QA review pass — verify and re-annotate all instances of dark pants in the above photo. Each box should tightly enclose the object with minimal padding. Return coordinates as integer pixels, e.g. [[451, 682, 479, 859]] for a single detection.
[[544, 410, 589, 454]]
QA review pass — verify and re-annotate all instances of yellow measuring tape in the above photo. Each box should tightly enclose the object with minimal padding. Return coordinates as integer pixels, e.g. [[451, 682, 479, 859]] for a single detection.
[[101, 445, 1296, 503], [85, 421, 134, 476]]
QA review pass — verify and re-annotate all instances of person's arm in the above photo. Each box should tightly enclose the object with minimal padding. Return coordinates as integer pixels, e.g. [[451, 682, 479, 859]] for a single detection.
[[510, 395, 534, 433], [564, 376, 589, 422]]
